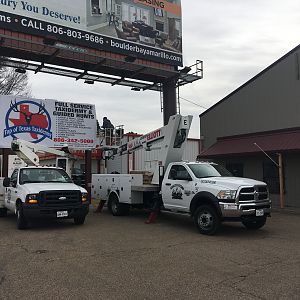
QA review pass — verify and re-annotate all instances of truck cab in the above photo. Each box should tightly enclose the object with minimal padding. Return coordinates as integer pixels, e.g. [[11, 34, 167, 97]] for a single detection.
[[162, 161, 271, 234], [2, 166, 89, 229]]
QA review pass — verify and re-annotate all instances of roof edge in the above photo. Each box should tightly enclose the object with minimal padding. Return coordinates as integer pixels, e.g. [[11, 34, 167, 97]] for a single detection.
[[199, 44, 300, 118], [217, 126, 300, 141]]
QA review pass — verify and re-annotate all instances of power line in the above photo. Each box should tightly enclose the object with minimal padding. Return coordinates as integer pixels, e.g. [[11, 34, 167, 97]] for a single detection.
[[179, 96, 207, 110]]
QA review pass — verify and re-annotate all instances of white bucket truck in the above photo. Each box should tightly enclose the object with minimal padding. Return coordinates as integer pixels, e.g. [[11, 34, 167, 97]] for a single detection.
[[93, 115, 271, 235], [0, 140, 89, 229]]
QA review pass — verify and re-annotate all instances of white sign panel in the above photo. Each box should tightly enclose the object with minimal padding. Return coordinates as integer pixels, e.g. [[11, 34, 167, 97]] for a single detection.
[[0, 95, 97, 150]]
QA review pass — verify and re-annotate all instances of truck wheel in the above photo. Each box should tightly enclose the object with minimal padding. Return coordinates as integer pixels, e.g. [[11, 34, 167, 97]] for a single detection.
[[108, 194, 130, 216], [0, 208, 7, 217], [242, 216, 267, 230], [194, 205, 220, 235], [74, 215, 86, 225], [16, 203, 27, 230]]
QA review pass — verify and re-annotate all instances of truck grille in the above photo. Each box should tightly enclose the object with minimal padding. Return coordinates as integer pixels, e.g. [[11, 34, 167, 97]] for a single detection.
[[238, 186, 269, 203], [39, 190, 81, 207]]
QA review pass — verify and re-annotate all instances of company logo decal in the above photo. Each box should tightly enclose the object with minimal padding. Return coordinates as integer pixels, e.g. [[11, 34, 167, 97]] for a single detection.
[[4, 99, 52, 143], [171, 184, 184, 200]]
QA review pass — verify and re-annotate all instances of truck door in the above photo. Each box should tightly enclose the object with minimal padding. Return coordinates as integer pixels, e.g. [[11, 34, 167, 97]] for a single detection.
[[5, 169, 19, 211], [162, 164, 194, 212]]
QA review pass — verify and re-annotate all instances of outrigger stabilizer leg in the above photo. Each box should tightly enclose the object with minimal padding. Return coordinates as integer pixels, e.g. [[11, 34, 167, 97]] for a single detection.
[[145, 194, 162, 224], [145, 211, 159, 224], [95, 200, 106, 213]]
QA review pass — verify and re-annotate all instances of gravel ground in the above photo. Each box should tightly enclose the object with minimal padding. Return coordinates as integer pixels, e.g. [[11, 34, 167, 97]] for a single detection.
[[0, 206, 299, 300]]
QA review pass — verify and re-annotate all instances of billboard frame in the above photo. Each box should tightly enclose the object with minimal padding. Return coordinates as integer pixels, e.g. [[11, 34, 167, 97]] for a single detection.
[[0, 29, 202, 91]]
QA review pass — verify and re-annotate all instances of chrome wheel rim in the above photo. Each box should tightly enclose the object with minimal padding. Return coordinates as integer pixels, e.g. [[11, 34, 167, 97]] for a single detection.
[[198, 211, 213, 229]]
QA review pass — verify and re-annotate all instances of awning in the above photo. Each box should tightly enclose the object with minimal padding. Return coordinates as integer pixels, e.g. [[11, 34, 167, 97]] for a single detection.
[[200, 128, 300, 158]]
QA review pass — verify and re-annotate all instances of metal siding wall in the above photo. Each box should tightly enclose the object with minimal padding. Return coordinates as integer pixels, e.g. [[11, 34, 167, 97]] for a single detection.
[[106, 139, 200, 173], [107, 154, 128, 174], [182, 140, 199, 162], [213, 155, 299, 207], [216, 156, 263, 181], [201, 48, 300, 149], [134, 139, 200, 169], [134, 140, 162, 170]]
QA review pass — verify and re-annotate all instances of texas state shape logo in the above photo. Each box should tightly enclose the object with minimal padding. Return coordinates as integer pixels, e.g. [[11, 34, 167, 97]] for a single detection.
[[4, 99, 52, 143]]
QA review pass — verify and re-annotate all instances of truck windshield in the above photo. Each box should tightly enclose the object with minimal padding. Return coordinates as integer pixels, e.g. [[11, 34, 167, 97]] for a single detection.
[[19, 168, 73, 184], [187, 164, 232, 178]]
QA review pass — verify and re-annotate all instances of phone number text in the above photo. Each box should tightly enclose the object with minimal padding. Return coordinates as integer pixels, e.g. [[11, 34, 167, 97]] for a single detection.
[[53, 138, 94, 144]]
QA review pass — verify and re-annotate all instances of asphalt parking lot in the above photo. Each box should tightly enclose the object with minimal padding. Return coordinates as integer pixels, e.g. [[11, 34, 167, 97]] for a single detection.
[[0, 207, 299, 300]]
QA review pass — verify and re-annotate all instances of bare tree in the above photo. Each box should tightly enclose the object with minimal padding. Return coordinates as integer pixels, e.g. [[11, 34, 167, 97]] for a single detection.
[[0, 59, 31, 96]]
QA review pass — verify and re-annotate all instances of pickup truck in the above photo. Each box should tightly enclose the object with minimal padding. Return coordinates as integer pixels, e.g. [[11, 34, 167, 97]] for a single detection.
[[0, 166, 89, 229], [93, 161, 271, 235]]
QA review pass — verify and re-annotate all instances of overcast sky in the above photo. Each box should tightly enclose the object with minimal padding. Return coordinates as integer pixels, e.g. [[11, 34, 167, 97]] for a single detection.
[[29, 0, 300, 138]]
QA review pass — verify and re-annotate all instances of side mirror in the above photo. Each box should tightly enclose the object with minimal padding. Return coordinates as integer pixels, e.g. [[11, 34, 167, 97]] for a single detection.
[[3, 177, 10, 187]]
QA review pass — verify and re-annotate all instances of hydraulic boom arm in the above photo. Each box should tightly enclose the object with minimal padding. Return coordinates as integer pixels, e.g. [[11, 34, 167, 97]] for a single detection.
[[11, 139, 71, 166], [116, 114, 193, 184]]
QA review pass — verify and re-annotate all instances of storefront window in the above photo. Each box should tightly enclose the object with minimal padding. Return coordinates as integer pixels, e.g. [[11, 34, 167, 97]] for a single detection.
[[226, 163, 244, 177], [263, 161, 281, 194], [154, 8, 164, 17], [156, 21, 164, 32], [91, 0, 101, 15]]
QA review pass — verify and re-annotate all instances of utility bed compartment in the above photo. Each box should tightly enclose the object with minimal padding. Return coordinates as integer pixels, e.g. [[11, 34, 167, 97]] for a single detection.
[[92, 174, 159, 204]]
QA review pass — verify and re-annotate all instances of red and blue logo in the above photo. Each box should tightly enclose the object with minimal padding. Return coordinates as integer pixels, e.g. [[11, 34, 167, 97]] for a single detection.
[[4, 99, 52, 143]]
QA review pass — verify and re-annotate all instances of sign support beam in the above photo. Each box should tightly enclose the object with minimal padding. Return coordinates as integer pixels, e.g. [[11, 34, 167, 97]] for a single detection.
[[162, 78, 177, 125], [85, 150, 92, 203]]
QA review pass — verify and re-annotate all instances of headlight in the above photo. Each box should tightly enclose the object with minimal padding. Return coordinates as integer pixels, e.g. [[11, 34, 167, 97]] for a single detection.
[[217, 190, 237, 200], [26, 194, 39, 204], [81, 193, 88, 203]]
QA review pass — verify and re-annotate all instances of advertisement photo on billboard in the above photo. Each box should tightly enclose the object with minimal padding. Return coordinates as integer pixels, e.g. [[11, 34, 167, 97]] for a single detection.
[[86, 0, 182, 53], [0, 0, 183, 65]]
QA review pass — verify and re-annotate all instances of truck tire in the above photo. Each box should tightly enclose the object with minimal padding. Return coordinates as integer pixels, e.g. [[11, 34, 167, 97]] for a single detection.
[[0, 208, 7, 217], [194, 205, 220, 235], [16, 203, 27, 230], [108, 194, 130, 216], [74, 215, 86, 225], [242, 216, 267, 230]]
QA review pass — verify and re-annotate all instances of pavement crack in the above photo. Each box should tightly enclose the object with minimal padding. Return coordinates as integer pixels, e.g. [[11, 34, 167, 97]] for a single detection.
[[0, 275, 5, 286], [34, 250, 48, 254], [20, 245, 29, 253]]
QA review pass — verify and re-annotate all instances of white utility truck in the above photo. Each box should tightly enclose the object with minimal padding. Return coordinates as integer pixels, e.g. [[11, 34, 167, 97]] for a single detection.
[[93, 115, 271, 235], [0, 140, 89, 229]]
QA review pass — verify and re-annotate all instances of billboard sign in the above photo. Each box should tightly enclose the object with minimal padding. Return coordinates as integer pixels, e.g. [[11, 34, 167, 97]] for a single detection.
[[0, 95, 97, 150], [0, 0, 182, 66]]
